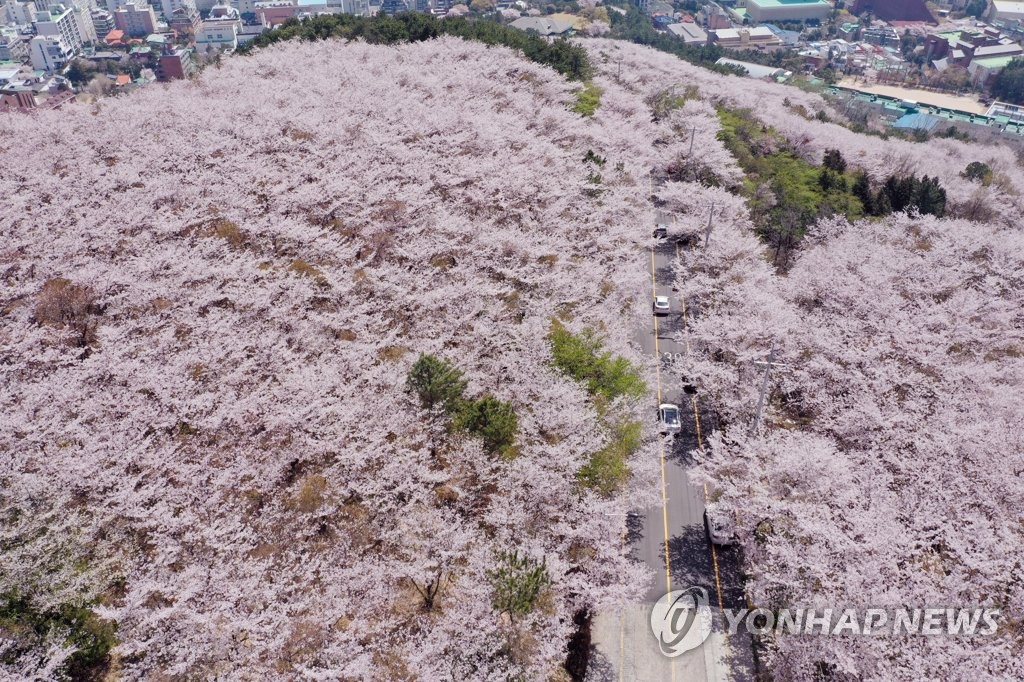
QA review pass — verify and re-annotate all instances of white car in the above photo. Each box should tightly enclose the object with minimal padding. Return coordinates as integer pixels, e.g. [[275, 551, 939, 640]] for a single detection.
[[658, 403, 681, 434], [653, 223, 668, 239], [653, 295, 670, 315], [704, 505, 737, 546]]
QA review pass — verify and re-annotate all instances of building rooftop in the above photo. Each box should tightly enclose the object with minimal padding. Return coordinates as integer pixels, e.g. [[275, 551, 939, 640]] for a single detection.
[[713, 26, 777, 40], [972, 54, 1019, 67], [973, 43, 1023, 56], [509, 16, 574, 35], [747, 0, 829, 5], [892, 112, 941, 130], [667, 22, 707, 42]]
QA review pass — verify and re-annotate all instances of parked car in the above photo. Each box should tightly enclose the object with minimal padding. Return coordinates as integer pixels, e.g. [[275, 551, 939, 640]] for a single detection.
[[658, 403, 681, 434], [653, 295, 670, 315], [704, 505, 737, 546], [653, 223, 668, 239]]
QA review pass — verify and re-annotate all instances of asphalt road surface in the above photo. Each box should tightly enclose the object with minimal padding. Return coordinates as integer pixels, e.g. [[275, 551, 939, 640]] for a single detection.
[[589, 202, 754, 682]]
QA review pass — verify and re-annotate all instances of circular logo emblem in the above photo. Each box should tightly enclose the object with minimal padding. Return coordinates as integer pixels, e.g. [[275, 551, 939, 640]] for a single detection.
[[650, 587, 713, 657]]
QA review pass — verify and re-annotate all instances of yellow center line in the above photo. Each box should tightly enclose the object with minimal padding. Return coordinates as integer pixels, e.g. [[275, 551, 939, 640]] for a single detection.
[[651, 249, 671, 595], [652, 245, 675, 682]]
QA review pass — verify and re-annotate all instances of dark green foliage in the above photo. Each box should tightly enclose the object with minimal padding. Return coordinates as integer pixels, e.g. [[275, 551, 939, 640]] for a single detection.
[[852, 172, 873, 214], [965, 0, 987, 17], [961, 161, 992, 184], [238, 13, 592, 81], [583, 149, 606, 167], [912, 175, 947, 217], [991, 57, 1024, 105], [576, 418, 641, 495], [407, 353, 467, 413], [455, 394, 518, 456], [64, 59, 93, 87], [407, 354, 518, 456], [822, 148, 846, 173], [881, 174, 915, 213], [877, 174, 946, 217], [548, 319, 646, 402], [817, 168, 846, 192], [486, 551, 551, 618], [0, 592, 117, 681], [935, 126, 973, 142], [860, 173, 946, 218]]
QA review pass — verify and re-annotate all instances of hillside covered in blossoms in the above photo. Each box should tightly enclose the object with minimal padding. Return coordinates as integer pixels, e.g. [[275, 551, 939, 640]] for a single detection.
[[0, 37, 675, 680], [2, 29, 1023, 682]]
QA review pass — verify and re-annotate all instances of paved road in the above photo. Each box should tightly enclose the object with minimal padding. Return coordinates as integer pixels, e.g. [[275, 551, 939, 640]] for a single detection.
[[588, 200, 754, 681]]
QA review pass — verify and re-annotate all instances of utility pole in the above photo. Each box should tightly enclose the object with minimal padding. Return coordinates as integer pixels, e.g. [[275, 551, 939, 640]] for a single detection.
[[749, 348, 776, 438], [703, 203, 714, 247], [688, 125, 697, 181]]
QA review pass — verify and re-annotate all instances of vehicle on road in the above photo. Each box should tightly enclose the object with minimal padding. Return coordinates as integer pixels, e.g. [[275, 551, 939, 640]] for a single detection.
[[653, 223, 668, 239], [704, 505, 737, 546], [653, 295, 670, 315], [658, 403, 681, 434]]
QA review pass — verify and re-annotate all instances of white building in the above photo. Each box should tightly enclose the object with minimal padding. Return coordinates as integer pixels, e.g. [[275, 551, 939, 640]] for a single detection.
[[743, 0, 831, 23], [989, 0, 1024, 23], [72, 3, 96, 43], [29, 33, 73, 69], [667, 21, 707, 44], [6, 1, 38, 24], [195, 1, 240, 52], [0, 26, 29, 61], [33, 5, 83, 53], [159, 0, 197, 22]]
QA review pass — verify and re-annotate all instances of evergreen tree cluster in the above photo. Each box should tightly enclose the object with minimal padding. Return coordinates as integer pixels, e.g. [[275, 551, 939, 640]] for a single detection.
[[990, 57, 1024, 105], [407, 353, 519, 457], [853, 172, 947, 218], [238, 13, 592, 81]]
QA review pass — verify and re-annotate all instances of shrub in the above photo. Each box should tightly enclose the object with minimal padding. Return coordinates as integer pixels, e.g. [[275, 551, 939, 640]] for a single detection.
[[34, 277, 100, 348], [572, 82, 603, 117], [961, 161, 992, 185], [406, 353, 467, 412], [0, 592, 117, 681], [455, 394, 518, 456], [486, 551, 550, 618], [576, 418, 641, 495], [548, 320, 646, 401], [822, 148, 846, 173], [34, 278, 95, 330]]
